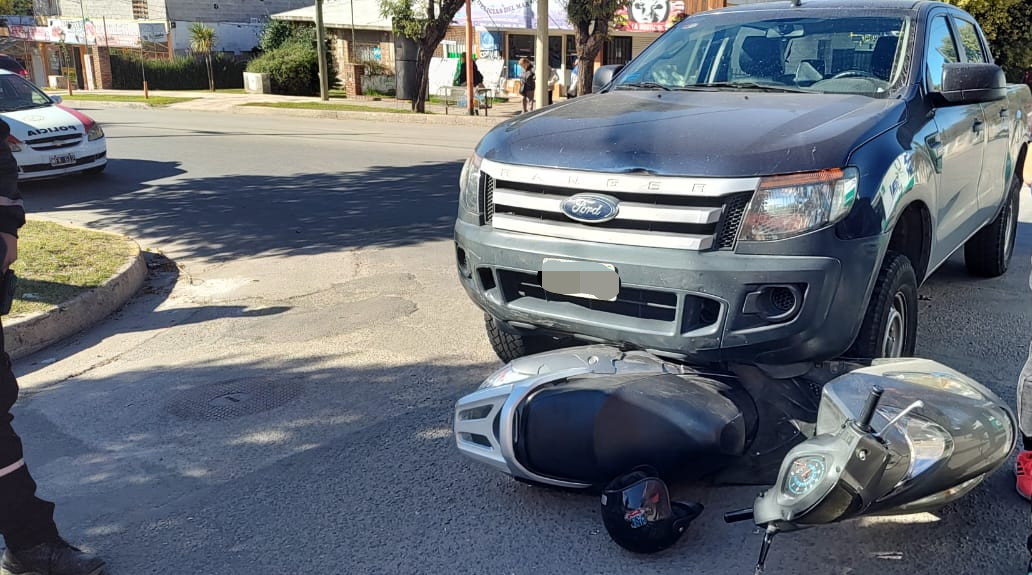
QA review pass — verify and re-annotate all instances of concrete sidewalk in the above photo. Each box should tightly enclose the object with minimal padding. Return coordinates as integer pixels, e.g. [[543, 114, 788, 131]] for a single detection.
[[57, 88, 537, 126]]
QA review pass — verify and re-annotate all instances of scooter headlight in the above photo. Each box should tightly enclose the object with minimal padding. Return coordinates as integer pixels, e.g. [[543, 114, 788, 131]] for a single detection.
[[479, 363, 529, 389], [883, 371, 984, 400], [880, 408, 952, 483]]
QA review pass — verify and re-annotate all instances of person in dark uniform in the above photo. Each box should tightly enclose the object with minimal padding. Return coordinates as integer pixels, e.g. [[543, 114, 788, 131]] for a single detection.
[[0, 117, 105, 575]]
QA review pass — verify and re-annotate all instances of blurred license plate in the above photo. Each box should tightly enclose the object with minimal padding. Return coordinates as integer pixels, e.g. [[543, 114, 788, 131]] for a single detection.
[[49, 154, 75, 167], [541, 259, 619, 301]]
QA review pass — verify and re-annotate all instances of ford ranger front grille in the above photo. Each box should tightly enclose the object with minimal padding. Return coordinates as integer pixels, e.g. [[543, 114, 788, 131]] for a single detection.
[[479, 159, 757, 251]]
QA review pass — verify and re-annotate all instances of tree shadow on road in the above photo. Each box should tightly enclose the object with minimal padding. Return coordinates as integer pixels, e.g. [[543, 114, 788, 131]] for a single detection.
[[21, 159, 464, 262]]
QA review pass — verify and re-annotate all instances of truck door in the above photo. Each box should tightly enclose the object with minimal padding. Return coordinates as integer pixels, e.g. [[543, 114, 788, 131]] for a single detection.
[[924, 13, 985, 262], [953, 16, 1009, 222]]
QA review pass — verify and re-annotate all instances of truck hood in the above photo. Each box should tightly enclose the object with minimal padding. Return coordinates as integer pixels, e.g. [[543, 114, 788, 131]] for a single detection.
[[476, 90, 906, 177]]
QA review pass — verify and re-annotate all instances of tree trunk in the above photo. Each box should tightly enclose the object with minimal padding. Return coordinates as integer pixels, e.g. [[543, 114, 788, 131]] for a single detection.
[[206, 53, 215, 92], [410, 21, 452, 113], [575, 21, 606, 97]]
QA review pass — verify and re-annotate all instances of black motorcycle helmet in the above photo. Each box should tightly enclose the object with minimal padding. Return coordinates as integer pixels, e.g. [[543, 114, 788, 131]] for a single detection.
[[600, 465, 704, 554]]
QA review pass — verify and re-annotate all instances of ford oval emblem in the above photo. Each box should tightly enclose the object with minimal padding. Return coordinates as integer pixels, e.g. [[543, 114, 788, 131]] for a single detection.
[[560, 194, 620, 223]]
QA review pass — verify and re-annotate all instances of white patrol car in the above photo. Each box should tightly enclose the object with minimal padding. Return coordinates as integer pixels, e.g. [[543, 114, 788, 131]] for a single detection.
[[0, 70, 106, 180]]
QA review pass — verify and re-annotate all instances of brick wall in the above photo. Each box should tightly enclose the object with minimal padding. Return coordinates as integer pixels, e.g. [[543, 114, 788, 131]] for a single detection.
[[434, 25, 479, 59], [90, 45, 113, 89], [341, 63, 363, 97]]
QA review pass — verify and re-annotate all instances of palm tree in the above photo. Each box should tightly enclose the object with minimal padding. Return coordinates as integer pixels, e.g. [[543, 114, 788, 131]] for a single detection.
[[189, 23, 217, 92]]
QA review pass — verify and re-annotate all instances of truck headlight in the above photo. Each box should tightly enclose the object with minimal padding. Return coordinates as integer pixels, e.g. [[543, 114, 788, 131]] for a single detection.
[[459, 153, 482, 216], [739, 167, 858, 241], [87, 123, 104, 141]]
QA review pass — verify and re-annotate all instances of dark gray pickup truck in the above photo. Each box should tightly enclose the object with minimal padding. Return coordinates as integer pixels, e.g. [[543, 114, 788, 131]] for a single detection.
[[454, 0, 1032, 370]]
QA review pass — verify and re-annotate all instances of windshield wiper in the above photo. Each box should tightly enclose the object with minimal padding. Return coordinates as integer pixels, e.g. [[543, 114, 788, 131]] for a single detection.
[[2, 103, 48, 112], [614, 82, 671, 91], [678, 82, 813, 93]]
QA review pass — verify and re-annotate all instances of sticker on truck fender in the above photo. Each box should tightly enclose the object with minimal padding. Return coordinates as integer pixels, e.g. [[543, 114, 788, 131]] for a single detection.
[[877, 151, 916, 229], [541, 258, 620, 302]]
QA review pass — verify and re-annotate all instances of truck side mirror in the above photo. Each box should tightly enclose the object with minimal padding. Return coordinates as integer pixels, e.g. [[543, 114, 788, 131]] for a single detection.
[[593, 64, 624, 92], [935, 62, 1006, 105]]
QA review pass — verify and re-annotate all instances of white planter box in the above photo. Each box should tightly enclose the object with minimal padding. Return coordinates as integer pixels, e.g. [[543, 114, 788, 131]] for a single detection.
[[243, 72, 271, 94]]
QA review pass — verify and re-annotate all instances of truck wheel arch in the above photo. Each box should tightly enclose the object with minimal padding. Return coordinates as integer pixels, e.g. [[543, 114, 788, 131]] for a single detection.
[[1018, 141, 1030, 187], [887, 201, 932, 284]]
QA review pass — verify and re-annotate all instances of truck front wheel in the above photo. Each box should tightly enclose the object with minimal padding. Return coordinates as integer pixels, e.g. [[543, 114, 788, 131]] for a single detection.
[[485, 314, 570, 363], [964, 189, 1018, 278], [847, 251, 918, 359]]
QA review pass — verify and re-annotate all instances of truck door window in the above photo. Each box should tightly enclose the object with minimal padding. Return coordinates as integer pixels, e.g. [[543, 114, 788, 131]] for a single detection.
[[952, 19, 987, 64], [925, 15, 959, 92]]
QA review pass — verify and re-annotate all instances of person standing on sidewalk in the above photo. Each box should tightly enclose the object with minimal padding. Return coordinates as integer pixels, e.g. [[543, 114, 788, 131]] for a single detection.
[[1015, 151, 1032, 502], [0, 117, 106, 575]]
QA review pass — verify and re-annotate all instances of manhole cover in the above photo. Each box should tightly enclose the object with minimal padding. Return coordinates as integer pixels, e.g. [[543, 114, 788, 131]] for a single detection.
[[167, 376, 305, 421]]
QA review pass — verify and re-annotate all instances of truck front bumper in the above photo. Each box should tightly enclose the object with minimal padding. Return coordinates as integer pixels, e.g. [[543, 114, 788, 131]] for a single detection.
[[455, 219, 886, 365]]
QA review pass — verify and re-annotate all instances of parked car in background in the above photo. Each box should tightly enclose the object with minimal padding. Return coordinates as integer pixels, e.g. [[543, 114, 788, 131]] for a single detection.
[[0, 55, 29, 78], [0, 70, 107, 180]]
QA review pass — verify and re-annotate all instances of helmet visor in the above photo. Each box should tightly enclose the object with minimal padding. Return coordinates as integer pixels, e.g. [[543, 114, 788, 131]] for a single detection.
[[613, 477, 674, 527]]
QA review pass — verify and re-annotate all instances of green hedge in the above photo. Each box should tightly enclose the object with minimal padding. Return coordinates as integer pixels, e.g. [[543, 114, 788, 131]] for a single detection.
[[245, 20, 339, 97], [245, 43, 324, 96], [110, 53, 246, 90]]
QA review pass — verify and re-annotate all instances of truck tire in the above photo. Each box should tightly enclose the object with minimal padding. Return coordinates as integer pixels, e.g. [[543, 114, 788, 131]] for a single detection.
[[485, 314, 569, 363], [846, 251, 918, 359], [964, 188, 1018, 278]]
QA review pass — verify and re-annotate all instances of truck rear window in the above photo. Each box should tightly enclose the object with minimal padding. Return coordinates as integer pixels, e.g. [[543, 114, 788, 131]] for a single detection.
[[613, 13, 911, 97]]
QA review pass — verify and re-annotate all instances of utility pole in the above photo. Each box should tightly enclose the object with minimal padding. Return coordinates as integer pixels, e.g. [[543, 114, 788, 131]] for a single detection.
[[464, 0, 474, 115], [534, 0, 547, 109], [78, 0, 90, 90], [350, 0, 356, 64], [315, 0, 329, 100]]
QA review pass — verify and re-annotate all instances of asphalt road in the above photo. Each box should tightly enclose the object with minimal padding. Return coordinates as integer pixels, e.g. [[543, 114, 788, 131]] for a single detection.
[[5, 107, 1032, 575]]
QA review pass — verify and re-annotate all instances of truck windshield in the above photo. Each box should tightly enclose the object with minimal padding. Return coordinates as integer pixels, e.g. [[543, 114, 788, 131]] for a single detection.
[[613, 13, 911, 97]]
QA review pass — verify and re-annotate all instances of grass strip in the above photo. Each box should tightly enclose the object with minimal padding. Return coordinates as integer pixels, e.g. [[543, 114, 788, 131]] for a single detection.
[[9, 219, 136, 317]]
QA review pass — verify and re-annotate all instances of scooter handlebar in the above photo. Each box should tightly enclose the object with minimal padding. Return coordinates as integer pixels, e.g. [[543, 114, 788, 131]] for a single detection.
[[723, 508, 754, 523], [857, 385, 884, 432]]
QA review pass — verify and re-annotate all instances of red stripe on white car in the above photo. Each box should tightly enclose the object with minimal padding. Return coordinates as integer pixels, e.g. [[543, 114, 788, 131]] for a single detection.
[[56, 104, 95, 130]]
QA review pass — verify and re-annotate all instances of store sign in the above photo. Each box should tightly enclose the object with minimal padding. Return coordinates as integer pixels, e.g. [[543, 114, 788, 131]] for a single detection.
[[455, 0, 572, 30], [7, 18, 167, 47], [615, 0, 687, 32]]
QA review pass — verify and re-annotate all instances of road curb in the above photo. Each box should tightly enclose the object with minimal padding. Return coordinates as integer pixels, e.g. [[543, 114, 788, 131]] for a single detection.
[[229, 104, 509, 126], [4, 228, 147, 361], [59, 99, 157, 110], [61, 98, 512, 127]]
